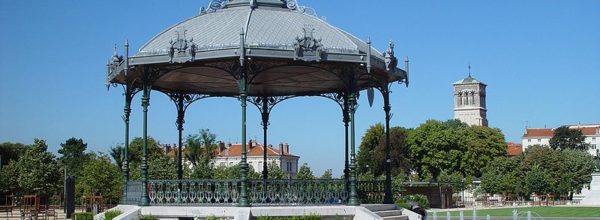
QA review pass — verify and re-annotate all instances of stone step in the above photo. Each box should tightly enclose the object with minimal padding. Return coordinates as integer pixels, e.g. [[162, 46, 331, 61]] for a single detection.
[[382, 216, 409, 220], [361, 204, 398, 212], [375, 210, 403, 217]]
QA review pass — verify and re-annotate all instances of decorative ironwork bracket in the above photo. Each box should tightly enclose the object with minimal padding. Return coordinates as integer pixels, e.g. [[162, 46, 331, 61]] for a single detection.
[[249, 96, 296, 121]]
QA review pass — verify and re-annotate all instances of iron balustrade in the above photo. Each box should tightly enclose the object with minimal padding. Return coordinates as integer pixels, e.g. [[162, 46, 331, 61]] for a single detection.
[[249, 179, 348, 205], [123, 179, 387, 206], [357, 180, 386, 204]]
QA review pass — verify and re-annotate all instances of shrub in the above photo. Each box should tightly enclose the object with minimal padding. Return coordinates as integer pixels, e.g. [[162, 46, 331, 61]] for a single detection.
[[396, 194, 429, 209], [140, 215, 159, 220], [73, 212, 94, 220], [104, 210, 123, 220]]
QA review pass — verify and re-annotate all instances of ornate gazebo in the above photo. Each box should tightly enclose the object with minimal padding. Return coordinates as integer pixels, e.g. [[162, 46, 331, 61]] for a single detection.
[[106, 0, 408, 207]]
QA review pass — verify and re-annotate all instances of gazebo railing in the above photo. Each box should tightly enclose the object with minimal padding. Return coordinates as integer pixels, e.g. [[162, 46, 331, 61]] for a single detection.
[[357, 180, 386, 204], [124, 179, 386, 206], [148, 180, 240, 206], [249, 179, 348, 206]]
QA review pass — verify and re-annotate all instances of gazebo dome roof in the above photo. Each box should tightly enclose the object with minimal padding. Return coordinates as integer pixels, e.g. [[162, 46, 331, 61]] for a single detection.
[[107, 0, 408, 97], [137, 0, 379, 59]]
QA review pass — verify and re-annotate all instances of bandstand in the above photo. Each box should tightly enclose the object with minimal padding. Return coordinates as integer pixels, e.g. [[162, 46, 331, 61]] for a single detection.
[[106, 0, 409, 209]]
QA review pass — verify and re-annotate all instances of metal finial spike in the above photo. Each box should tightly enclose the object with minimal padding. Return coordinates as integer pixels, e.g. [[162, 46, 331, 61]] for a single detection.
[[113, 44, 117, 56], [125, 39, 129, 47], [468, 63, 472, 77]]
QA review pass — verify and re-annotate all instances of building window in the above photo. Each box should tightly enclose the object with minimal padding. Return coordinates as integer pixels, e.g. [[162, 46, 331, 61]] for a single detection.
[[538, 139, 541, 142], [593, 137, 597, 141], [229, 162, 233, 166], [592, 144, 597, 150], [528, 139, 531, 142]]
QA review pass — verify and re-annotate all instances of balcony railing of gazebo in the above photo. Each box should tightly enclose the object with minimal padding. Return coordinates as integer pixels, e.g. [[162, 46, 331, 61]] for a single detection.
[[121, 179, 386, 206]]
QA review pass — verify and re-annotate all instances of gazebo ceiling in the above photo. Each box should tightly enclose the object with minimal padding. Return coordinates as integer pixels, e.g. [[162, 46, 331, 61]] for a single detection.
[[107, 0, 408, 96]]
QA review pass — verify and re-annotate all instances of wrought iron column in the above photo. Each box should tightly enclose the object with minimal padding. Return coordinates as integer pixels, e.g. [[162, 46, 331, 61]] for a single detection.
[[122, 84, 138, 201], [261, 97, 269, 181], [140, 77, 151, 206], [348, 92, 359, 206], [175, 94, 185, 181], [238, 29, 250, 207], [343, 95, 350, 191], [382, 87, 393, 204]]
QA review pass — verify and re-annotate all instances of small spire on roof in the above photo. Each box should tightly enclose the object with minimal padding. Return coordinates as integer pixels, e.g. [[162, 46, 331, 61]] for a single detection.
[[468, 63, 472, 78]]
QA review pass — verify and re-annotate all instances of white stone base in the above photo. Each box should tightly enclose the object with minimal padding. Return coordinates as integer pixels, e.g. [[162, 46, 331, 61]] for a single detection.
[[580, 172, 600, 205]]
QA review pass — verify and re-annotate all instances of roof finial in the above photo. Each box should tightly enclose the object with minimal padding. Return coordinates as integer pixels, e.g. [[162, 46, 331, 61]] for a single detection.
[[468, 63, 472, 77]]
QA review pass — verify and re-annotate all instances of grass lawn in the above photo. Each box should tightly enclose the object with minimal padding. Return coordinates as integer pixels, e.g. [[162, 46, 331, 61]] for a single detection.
[[429, 207, 600, 218]]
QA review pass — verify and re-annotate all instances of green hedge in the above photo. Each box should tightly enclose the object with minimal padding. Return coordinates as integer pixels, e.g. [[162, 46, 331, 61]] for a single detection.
[[73, 212, 94, 220], [104, 210, 123, 220], [140, 215, 159, 220]]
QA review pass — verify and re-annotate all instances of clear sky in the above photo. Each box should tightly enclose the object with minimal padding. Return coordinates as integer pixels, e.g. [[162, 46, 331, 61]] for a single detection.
[[1, 0, 599, 176]]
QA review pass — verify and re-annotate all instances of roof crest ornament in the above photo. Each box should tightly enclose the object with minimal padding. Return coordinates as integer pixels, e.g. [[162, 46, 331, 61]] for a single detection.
[[384, 41, 397, 72], [205, 0, 228, 13], [293, 26, 323, 62], [168, 27, 197, 63]]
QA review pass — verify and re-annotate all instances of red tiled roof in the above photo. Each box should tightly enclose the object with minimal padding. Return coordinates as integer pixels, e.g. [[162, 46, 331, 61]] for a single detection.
[[523, 128, 554, 138], [580, 127, 599, 136], [507, 142, 522, 157], [218, 143, 297, 157]]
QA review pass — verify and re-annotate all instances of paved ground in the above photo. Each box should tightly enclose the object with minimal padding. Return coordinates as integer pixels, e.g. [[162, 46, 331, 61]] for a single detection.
[[0, 209, 68, 220]]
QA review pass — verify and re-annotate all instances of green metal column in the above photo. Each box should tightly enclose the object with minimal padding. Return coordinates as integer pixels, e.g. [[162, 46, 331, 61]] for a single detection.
[[343, 95, 350, 192], [175, 93, 185, 203], [238, 29, 250, 207], [140, 79, 151, 206], [261, 97, 269, 182], [383, 88, 393, 204], [348, 92, 359, 206], [122, 86, 133, 199], [239, 74, 250, 207]]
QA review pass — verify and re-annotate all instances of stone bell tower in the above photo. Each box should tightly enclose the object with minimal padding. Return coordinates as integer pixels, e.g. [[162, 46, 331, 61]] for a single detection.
[[453, 66, 488, 127]]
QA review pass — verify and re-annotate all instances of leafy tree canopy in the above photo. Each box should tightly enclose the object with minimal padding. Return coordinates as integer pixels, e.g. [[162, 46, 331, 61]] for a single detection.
[[549, 126, 589, 151], [58, 137, 89, 176], [357, 124, 384, 175], [15, 139, 61, 195], [76, 153, 123, 202], [0, 142, 27, 166], [295, 163, 314, 180]]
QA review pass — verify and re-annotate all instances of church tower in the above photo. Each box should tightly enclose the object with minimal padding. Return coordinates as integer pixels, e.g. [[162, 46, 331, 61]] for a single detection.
[[453, 67, 488, 127]]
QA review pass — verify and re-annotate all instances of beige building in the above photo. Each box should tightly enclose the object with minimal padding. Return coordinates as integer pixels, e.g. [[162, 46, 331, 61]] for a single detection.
[[453, 73, 488, 127], [213, 141, 300, 179]]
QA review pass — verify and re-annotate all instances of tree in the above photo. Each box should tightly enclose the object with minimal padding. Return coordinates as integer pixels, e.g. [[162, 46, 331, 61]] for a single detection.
[[480, 157, 520, 196], [128, 137, 162, 164], [109, 145, 124, 172], [0, 161, 20, 194], [371, 127, 412, 176], [407, 120, 463, 180], [58, 137, 89, 177], [0, 142, 27, 166], [558, 149, 596, 198], [148, 155, 177, 180], [550, 126, 589, 151], [522, 165, 552, 197], [185, 129, 217, 167], [76, 153, 123, 202], [267, 162, 286, 180], [460, 126, 507, 177], [320, 169, 333, 180], [213, 164, 260, 180], [357, 124, 384, 175], [295, 163, 314, 180], [15, 139, 61, 195], [189, 159, 213, 179]]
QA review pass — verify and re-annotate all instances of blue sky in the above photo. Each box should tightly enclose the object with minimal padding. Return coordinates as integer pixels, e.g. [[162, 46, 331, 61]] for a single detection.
[[1, 0, 599, 176]]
